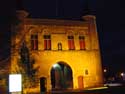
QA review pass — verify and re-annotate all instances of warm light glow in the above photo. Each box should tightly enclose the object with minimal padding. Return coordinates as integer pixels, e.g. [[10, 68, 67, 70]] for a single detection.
[[87, 86, 108, 90], [11, 15, 103, 91], [121, 72, 124, 77], [9, 74, 22, 92], [104, 69, 107, 72], [53, 64, 59, 68]]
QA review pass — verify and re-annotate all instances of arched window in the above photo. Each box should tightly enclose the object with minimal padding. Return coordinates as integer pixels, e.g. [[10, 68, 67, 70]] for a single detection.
[[30, 28, 39, 50], [58, 43, 62, 50], [85, 69, 88, 75]]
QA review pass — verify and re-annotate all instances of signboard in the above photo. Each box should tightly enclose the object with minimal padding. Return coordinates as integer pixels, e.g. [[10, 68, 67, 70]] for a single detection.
[[9, 74, 22, 92]]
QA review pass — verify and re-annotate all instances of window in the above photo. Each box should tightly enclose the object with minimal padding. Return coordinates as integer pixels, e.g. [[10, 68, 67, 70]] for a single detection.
[[44, 35, 51, 50], [68, 36, 75, 50], [79, 36, 85, 50], [58, 43, 62, 50], [31, 34, 38, 50], [85, 70, 88, 75]]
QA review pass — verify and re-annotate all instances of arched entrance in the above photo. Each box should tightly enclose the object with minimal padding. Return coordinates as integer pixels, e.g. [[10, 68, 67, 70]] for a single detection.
[[51, 62, 73, 90]]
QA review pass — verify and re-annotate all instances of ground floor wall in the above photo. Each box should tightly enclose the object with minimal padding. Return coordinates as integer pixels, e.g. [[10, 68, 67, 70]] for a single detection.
[[10, 50, 103, 92]]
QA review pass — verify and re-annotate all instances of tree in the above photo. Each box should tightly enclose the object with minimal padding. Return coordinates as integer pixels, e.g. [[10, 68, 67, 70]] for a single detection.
[[18, 41, 39, 88]]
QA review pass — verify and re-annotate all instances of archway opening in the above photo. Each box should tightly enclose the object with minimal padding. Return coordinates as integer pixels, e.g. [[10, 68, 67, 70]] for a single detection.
[[51, 62, 73, 90]]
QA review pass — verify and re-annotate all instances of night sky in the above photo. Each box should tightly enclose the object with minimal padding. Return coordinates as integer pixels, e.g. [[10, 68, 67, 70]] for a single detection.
[[0, 0, 125, 73]]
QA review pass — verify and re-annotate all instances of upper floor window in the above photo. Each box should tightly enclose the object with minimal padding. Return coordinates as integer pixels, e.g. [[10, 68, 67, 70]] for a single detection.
[[79, 36, 85, 50], [68, 36, 75, 50], [58, 43, 62, 50], [31, 34, 38, 50], [44, 35, 51, 50]]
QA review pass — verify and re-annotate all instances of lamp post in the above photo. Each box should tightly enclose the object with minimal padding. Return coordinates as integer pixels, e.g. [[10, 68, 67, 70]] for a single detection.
[[104, 69, 107, 73], [103, 68, 107, 83]]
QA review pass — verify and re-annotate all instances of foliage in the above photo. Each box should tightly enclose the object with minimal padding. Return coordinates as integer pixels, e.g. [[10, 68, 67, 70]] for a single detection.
[[18, 42, 39, 88]]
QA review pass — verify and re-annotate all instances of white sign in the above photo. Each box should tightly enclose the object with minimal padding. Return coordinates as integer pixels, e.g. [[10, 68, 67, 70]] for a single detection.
[[9, 74, 22, 92]]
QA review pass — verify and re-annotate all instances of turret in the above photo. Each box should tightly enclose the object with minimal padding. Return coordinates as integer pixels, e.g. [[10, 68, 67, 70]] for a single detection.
[[16, 10, 29, 21], [82, 15, 99, 50]]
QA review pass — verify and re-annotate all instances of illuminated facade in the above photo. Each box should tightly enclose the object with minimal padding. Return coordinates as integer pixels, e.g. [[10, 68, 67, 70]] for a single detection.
[[10, 10, 103, 93]]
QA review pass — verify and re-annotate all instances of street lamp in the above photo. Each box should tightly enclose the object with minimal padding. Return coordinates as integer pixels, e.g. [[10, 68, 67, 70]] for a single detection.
[[120, 72, 124, 77], [104, 69, 107, 73]]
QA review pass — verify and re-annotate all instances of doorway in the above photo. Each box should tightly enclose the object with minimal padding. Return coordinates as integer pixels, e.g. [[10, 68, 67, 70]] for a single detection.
[[51, 62, 73, 90]]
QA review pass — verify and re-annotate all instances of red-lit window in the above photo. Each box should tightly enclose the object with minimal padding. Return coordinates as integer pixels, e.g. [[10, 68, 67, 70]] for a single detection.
[[44, 35, 51, 50], [68, 36, 75, 50], [31, 34, 38, 50], [79, 36, 85, 50]]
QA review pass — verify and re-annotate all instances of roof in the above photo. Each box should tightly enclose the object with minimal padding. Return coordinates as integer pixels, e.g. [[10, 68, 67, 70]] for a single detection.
[[24, 18, 89, 27]]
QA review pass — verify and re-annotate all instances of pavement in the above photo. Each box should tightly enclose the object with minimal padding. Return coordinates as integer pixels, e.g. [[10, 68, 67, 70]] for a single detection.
[[46, 86, 125, 94], [47, 86, 108, 94]]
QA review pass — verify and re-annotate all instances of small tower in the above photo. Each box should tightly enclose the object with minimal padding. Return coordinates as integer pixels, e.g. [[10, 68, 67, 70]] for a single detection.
[[84, 14, 103, 85], [16, 0, 29, 21]]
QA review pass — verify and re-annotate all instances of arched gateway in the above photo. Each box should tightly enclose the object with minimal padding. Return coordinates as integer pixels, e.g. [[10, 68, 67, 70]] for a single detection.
[[51, 62, 73, 90]]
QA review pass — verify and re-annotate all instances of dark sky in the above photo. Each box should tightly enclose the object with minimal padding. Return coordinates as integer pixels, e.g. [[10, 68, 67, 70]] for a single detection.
[[0, 0, 125, 73], [97, 1, 125, 72], [23, 0, 96, 19]]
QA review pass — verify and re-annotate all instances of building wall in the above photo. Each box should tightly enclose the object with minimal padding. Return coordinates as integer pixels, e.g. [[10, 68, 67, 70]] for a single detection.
[[10, 14, 103, 92], [30, 50, 102, 90]]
